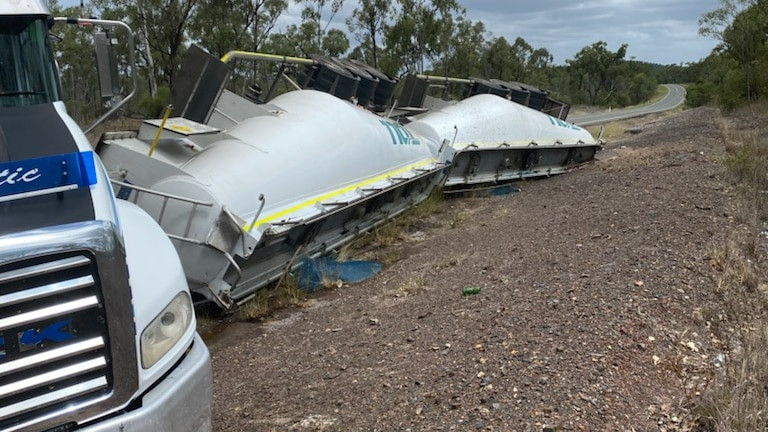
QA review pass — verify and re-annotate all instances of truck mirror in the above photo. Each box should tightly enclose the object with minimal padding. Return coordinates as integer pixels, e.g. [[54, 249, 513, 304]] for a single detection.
[[93, 31, 120, 102], [54, 16, 138, 133]]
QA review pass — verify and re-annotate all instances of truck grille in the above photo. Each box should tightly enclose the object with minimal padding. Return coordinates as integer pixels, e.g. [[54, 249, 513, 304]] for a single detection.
[[0, 252, 112, 430]]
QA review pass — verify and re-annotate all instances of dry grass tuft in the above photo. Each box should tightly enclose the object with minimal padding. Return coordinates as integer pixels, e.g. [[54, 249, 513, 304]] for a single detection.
[[394, 279, 424, 297], [339, 191, 446, 263], [237, 275, 306, 321], [689, 104, 768, 431]]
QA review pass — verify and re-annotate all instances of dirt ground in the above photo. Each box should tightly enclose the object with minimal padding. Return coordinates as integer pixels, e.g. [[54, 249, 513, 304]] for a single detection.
[[205, 106, 734, 431]]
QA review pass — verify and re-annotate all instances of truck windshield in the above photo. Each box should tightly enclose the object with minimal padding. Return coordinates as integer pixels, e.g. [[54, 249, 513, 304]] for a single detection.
[[0, 16, 61, 108]]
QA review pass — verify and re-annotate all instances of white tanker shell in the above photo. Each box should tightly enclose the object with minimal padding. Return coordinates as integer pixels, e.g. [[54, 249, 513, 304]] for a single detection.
[[147, 90, 442, 236], [406, 93, 596, 149]]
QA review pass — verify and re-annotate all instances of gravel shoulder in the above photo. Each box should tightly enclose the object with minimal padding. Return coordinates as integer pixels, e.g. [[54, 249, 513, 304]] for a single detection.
[[207, 107, 731, 431]]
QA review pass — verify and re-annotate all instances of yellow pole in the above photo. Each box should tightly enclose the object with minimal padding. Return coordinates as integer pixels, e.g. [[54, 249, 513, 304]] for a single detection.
[[148, 104, 173, 157], [220, 50, 315, 65]]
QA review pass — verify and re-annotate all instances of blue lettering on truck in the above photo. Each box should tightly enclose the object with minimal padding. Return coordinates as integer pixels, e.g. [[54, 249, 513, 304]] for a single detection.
[[0, 151, 98, 202]]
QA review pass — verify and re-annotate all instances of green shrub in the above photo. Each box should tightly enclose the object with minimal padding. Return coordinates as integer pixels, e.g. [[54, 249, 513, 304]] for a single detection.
[[135, 86, 171, 118]]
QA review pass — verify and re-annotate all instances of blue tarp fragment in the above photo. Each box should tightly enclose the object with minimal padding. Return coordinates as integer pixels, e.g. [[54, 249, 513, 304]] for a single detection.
[[297, 256, 382, 292]]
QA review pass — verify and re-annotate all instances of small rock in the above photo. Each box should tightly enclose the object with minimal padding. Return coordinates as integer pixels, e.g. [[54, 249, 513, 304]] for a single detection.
[[713, 353, 725, 368], [369, 318, 379, 326]]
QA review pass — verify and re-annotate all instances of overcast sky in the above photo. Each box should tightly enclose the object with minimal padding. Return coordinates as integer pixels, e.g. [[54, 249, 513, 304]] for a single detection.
[[457, 0, 722, 65], [60, 0, 722, 66]]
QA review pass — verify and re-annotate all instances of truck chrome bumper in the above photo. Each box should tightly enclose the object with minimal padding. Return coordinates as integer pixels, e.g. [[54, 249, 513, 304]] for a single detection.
[[81, 333, 212, 432]]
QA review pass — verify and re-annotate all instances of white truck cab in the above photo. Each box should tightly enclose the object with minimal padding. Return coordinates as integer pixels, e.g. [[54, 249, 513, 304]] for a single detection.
[[0, 1, 212, 431]]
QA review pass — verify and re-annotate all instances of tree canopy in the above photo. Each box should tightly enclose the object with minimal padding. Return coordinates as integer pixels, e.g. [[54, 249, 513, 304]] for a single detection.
[[49, 0, 706, 123], [690, 0, 768, 109]]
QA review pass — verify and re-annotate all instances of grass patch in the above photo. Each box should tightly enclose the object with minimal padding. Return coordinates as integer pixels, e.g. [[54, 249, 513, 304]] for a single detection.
[[339, 191, 446, 262], [587, 121, 634, 142], [237, 275, 306, 321], [394, 278, 424, 297], [689, 104, 768, 431], [717, 117, 768, 224], [649, 85, 669, 104], [433, 253, 466, 270]]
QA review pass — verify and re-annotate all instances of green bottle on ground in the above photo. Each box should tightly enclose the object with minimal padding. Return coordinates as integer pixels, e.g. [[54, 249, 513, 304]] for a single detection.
[[462, 286, 481, 296]]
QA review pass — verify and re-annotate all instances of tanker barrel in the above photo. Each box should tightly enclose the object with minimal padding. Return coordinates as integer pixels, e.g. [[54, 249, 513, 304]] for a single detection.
[[371, 74, 398, 108], [465, 78, 511, 99], [490, 79, 530, 106], [516, 82, 548, 111], [304, 57, 360, 101], [339, 59, 379, 107], [397, 75, 430, 108], [541, 96, 571, 120], [297, 63, 317, 88], [344, 59, 399, 110]]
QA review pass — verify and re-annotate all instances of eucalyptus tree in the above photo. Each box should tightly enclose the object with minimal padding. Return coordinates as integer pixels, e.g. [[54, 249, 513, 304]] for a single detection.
[[189, 0, 287, 58], [188, 0, 288, 98], [384, 0, 464, 75], [346, 0, 393, 68], [566, 41, 628, 105], [693, 0, 768, 108], [432, 16, 487, 79], [297, 0, 345, 55], [92, 0, 199, 91]]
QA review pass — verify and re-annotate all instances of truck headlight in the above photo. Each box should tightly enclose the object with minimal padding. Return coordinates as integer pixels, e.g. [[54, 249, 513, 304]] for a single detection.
[[140, 292, 193, 368]]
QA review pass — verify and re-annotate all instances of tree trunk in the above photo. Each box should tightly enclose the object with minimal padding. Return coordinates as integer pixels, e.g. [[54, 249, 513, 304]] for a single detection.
[[140, 20, 158, 97]]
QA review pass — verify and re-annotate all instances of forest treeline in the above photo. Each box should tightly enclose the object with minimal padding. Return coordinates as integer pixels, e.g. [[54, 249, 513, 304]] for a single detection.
[[689, 0, 768, 109], [47, 0, 758, 122]]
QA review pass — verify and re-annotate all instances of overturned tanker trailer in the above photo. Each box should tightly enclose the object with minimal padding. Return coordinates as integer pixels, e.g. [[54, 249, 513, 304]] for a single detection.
[[96, 47, 452, 308], [397, 75, 602, 192], [213, 51, 601, 193]]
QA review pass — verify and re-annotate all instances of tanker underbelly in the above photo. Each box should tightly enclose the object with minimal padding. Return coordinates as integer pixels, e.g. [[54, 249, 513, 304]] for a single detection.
[[443, 144, 600, 191]]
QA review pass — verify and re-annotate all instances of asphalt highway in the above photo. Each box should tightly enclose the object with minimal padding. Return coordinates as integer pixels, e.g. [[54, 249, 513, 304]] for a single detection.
[[569, 84, 686, 127]]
